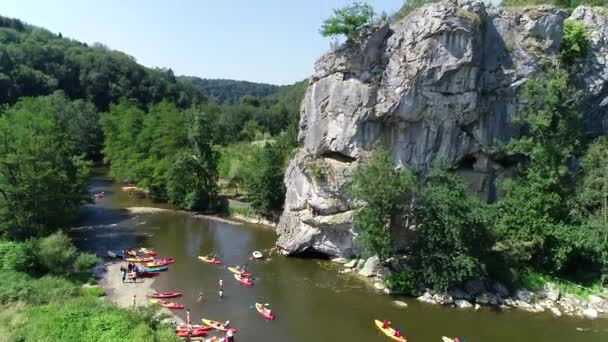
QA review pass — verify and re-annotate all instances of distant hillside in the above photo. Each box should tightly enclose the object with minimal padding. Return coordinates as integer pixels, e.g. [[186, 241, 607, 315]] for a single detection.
[[180, 77, 281, 104], [0, 15, 204, 110]]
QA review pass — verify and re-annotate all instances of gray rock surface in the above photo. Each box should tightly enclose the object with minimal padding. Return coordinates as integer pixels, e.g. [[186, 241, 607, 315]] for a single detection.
[[543, 282, 560, 302], [358, 255, 380, 277], [455, 299, 473, 309], [276, 0, 608, 257], [514, 289, 535, 303]]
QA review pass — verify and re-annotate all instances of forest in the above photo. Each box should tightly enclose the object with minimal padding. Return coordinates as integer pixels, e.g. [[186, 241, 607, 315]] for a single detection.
[[0, 13, 304, 340]]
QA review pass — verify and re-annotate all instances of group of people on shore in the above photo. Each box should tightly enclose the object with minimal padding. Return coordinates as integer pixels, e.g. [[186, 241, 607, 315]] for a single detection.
[[119, 263, 139, 284]]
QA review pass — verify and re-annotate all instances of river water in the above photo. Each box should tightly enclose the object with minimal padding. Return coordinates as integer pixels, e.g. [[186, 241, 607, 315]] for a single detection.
[[72, 176, 608, 342]]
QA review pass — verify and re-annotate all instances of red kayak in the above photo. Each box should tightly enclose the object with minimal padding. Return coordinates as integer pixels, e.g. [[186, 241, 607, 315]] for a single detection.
[[234, 273, 253, 287], [146, 257, 175, 267], [128, 271, 159, 279], [177, 324, 212, 332], [177, 329, 208, 337], [150, 299, 184, 309], [146, 292, 182, 299]]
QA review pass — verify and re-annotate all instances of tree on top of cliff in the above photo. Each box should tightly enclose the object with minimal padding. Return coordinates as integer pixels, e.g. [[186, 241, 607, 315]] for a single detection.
[[320, 1, 375, 41]]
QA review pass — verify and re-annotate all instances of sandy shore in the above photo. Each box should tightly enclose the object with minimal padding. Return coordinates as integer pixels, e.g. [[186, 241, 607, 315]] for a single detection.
[[100, 261, 184, 325]]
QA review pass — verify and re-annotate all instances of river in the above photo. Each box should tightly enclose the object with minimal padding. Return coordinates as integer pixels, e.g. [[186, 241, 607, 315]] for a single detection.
[[71, 176, 608, 342]]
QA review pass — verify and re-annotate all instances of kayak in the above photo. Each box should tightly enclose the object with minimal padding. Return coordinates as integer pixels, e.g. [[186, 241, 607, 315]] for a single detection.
[[255, 303, 274, 320], [374, 320, 406, 342], [149, 299, 184, 309], [252, 251, 263, 259], [146, 292, 182, 299], [201, 319, 235, 332], [234, 273, 253, 287], [125, 257, 154, 263], [126, 249, 137, 256], [128, 271, 159, 279], [176, 329, 208, 337], [198, 256, 221, 264], [227, 267, 253, 277], [139, 248, 157, 256], [141, 266, 168, 272], [107, 251, 122, 259], [442, 337, 458, 342], [146, 258, 175, 267], [176, 324, 212, 331]]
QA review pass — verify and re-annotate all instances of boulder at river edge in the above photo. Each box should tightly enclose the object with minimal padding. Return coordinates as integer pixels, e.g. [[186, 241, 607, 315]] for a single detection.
[[358, 256, 380, 277]]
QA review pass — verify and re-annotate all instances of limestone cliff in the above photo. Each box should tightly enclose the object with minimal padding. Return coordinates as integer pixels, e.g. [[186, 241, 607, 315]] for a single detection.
[[277, 0, 608, 257]]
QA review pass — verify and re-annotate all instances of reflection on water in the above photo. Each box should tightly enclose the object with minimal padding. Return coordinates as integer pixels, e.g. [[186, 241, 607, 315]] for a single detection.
[[72, 177, 608, 342]]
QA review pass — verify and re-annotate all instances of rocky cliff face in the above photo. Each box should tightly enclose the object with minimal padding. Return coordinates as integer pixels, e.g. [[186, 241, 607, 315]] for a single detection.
[[277, 0, 608, 258]]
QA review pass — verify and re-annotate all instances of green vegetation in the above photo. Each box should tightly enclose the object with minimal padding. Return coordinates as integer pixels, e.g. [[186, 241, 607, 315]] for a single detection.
[[411, 165, 492, 291], [180, 77, 280, 104], [0, 94, 91, 240], [349, 148, 416, 259], [561, 20, 590, 66], [0, 16, 202, 113], [320, 1, 375, 40], [393, 0, 435, 21], [250, 142, 289, 219]]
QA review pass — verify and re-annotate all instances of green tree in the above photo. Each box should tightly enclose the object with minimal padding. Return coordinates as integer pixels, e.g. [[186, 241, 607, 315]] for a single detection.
[[320, 2, 375, 40], [0, 96, 90, 239], [249, 143, 287, 219], [492, 67, 583, 272], [349, 148, 416, 258], [166, 109, 219, 211], [411, 165, 491, 291], [561, 20, 589, 67]]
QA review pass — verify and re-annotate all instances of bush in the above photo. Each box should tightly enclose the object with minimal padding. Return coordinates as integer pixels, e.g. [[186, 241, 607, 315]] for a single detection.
[[386, 271, 417, 295], [0, 240, 34, 272], [35, 232, 78, 275], [320, 1, 375, 40], [561, 20, 589, 66], [74, 253, 98, 275]]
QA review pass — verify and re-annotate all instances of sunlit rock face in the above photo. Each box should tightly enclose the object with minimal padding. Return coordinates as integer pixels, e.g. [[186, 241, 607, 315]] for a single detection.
[[277, 0, 608, 257]]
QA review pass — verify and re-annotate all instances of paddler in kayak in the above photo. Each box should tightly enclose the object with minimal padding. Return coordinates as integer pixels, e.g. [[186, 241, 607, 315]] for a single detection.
[[382, 320, 391, 329], [394, 329, 402, 338]]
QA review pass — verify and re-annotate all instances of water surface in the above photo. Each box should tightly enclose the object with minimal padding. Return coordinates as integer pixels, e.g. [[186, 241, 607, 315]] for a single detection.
[[73, 177, 608, 342]]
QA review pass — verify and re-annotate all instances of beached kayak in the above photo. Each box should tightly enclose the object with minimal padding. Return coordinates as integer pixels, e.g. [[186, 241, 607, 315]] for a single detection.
[[149, 299, 184, 309], [176, 324, 212, 332], [374, 320, 406, 342], [255, 303, 275, 320], [125, 257, 154, 263], [139, 247, 157, 256], [227, 266, 253, 277], [141, 266, 168, 272], [128, 271, 159, 279], [146, 292, 182, 299], [234, 273, 253, 287], [145, 257, 175, 267], [201, 319, 235, 332], [176, 329, 208, 337], [198, 256, 221, 264], [126, 249, 137, 256], [106, 250, 122, 259]]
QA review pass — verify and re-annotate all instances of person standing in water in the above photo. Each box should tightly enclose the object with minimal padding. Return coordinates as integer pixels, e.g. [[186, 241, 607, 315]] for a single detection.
[[219, 278, 223, 289], [197, 291, 204, 303], [218, 289, 223, 299]]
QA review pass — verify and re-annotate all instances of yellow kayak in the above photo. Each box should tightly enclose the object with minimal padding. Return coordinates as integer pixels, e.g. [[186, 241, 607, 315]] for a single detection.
[[374, 320, 406, 342], [227, 267, 253, 277], [201, 319, 229, 331], [198, 256, 221, 264], [125, 257, 154, 263]]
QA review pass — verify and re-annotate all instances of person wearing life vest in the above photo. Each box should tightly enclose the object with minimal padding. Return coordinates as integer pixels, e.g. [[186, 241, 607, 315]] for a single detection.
[[382, 320, 391, 329], [394, 329, 401, 338]]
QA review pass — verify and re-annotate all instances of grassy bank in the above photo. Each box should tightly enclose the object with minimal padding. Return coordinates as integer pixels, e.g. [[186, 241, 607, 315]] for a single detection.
[[518, 272, 608, 299], [0, 234, 178, 341]]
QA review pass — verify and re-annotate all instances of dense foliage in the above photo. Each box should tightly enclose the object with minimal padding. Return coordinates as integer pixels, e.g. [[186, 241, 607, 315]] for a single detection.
[[561, 20, 590, 66], [320, 1, 375, 40], [411, 165, 492, 291], [349, 148, 416, 258], [0, 94, 91, 239], [180, 77, 280, 104]]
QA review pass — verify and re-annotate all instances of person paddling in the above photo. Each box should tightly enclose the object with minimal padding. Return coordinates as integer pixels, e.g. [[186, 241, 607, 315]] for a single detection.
[[382, 320, 391, 329]]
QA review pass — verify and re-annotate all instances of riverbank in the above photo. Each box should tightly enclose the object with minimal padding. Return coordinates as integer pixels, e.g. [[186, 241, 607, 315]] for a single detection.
[[335, 256, 608, 320], [99, 260, 184, 325]]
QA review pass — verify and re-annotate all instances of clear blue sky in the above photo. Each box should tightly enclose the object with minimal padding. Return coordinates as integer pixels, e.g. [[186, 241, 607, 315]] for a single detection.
[[1, 0, 406, 85]]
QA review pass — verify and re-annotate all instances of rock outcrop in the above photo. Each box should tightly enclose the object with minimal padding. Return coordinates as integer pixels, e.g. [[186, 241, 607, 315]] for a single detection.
[[277, 0, 608, 257]]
